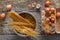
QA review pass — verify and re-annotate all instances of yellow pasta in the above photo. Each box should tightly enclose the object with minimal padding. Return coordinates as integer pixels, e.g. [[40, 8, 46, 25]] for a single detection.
[[9, 25, 37, 36], [8, 11, 34, 27], [8, 22, 33, 28]]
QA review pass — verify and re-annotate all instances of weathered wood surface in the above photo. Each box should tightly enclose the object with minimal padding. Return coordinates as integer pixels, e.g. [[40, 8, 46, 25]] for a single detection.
[[0, 0, 60, 40]]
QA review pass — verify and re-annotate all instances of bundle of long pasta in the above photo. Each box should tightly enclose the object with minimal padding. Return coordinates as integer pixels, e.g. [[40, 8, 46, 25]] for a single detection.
[[9, 25, 37, 36], [8, 22, 33, 28], [8, 11, 37, 37], [8, 11, 34, 28]]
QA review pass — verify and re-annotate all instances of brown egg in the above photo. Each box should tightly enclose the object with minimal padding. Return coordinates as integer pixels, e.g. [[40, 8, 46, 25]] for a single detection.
[[6, 5, 12, 11], [45, 0, 51, 7], [51, 18, 55, 23], [50, 7, 55, 12], [45, 18, 50, 22], [1, 13, 6, 19], [45, 7, 50, 12], [28, 4, 32, 9], [56, 12, 60, 18]]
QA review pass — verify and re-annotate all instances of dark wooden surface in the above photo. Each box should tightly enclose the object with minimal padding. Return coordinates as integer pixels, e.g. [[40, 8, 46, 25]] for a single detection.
[[0, 0, 60, 40]]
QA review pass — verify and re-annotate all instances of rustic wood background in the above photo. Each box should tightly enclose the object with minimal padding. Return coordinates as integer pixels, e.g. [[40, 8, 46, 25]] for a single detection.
[[0, 0, 60, 40]]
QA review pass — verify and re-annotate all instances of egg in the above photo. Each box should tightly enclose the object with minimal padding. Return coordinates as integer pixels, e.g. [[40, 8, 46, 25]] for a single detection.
[[6, 4, 12, 11], [50, 7, 55, 12], [28, 4, 32, 9], [45, 0, 51, 7], [45, 7, 50, 12], [56, 12, 60, 18], [0, 13, 6, 19], [51, 18, 55, 23], [45, 18, 50, 22]]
